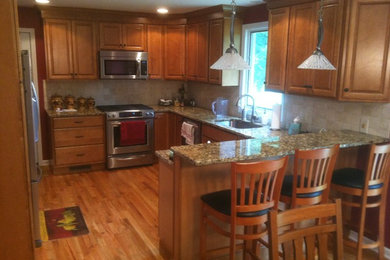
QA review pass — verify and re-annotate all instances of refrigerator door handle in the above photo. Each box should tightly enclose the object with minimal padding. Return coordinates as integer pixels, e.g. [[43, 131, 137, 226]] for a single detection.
[[31, 164, 42, 183]]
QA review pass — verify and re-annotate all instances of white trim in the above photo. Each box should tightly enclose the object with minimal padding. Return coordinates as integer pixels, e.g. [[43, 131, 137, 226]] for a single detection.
[[19, 28, 44, 165], [348, 230, 390, 258]]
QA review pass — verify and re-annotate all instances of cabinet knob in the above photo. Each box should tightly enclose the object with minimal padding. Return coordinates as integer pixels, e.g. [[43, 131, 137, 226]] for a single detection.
[[344, 88, 350, 92]]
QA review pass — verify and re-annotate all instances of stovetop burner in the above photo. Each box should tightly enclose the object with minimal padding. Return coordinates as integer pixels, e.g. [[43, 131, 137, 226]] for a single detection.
[[96, 104, 153, 112], [96, 104, 154, 120]]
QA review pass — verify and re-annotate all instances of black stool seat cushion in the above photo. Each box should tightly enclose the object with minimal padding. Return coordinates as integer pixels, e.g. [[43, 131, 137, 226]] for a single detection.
[[281, 175, 322, 198], [332, 168, 383, 189], [201, 189, 269, 217]]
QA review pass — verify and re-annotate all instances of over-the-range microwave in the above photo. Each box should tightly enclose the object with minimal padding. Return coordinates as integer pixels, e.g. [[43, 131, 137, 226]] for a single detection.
[[99, 50, 148, 79]]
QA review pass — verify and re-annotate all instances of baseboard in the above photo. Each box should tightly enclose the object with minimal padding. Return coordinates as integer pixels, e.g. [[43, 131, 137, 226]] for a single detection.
[[348, 230, 390, 258]]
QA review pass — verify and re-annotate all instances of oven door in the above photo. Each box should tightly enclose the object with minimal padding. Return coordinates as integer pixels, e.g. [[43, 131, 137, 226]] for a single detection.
[[107, 118, 154, 155]]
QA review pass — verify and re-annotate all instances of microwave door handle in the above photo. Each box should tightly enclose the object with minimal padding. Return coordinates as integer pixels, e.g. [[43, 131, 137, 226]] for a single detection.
[[137, 60, 141, 78]]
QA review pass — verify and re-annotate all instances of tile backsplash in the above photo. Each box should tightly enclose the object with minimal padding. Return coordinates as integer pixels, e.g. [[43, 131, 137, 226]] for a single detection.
[[45, 80, 390, 138], [44, 79, 183, 109], [282, 94, 390, 138]]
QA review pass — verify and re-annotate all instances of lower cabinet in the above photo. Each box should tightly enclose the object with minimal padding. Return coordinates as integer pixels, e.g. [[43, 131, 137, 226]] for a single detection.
[[154, 112, 170, 150], [201, 124, 242, 143], [50, 115, 105, 174]]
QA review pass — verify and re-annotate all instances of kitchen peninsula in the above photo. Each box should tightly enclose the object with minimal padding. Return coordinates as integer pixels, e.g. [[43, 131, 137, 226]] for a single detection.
[[155, 107, 388, 260]]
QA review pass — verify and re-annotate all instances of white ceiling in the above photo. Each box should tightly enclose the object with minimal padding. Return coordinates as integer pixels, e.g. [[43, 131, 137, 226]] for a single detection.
[[17, 0, 264, 14]]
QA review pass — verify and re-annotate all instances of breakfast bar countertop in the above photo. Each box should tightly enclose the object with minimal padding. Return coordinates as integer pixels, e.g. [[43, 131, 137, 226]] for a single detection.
[[169, 130, 388, 166]]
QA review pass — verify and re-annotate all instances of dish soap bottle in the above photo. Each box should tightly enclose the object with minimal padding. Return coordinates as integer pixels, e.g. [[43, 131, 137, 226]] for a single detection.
[[288, 116, 302, 135]]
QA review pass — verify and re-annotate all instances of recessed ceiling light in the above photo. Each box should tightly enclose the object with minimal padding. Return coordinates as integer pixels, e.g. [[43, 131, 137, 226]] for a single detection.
[[157, 8, 168, 14], [35, 0, 50, 3]]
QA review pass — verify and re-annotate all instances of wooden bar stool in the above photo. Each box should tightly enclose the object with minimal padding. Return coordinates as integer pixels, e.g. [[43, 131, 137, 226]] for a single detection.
[[268, 199, 344, 260], [280, 144, 340, 209], [199, 156, 288, 260], [331, 143, 390, 260]]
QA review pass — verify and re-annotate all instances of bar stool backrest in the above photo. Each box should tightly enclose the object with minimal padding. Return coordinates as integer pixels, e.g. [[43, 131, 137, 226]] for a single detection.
[[231, 157, 288, 217], [365, 143, 390, 195]]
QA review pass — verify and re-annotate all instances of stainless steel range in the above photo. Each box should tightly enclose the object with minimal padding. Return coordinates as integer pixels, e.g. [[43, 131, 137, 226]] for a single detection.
[[97, 104, 155, 169]]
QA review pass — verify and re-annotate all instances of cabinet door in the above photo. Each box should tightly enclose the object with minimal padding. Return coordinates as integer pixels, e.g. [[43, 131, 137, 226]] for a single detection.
[[186, 24, 198, 80], [147, 25, 164, 79], [312, 0, 342, 98], [164, 25, 186, 80], [197, 21, 209, 82], [122, 24, 146, 51], [72, 21, 97, 79], [340, 0, 390, 101], [154, 112, 170, 150], [266, 7, 289, 92], [285, 2, 317, 94], [99, 22, 122, 49], [208, 19, 223, 84], [44, 19, 73, 79]]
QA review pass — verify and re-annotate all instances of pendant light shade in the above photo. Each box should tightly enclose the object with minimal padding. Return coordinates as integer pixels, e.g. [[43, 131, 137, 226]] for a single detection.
[[210, 0, 250, 70], [297, 0, 336, 70]]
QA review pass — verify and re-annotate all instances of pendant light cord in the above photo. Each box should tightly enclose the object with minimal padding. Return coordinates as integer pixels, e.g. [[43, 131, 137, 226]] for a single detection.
[[316, 0, 324, 51], [226, 0, 238, 54]]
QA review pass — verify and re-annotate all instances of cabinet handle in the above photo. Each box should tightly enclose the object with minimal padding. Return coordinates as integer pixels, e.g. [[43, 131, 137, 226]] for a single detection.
[[123, 43, 127, 47], [75, 135, 84, 138], [303, 85, 313, 89], [76, 153, 85, 157], [344, 88, 350, 92], [74, 121, 84, 124]]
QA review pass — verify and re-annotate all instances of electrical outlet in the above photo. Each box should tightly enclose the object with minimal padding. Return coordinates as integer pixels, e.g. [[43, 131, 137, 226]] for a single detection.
[[360, 117, 369, 133]]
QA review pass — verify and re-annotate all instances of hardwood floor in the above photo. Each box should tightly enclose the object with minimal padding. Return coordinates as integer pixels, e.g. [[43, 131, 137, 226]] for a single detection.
[[35, 164, 163, 260], [35, 164, 385, 260]]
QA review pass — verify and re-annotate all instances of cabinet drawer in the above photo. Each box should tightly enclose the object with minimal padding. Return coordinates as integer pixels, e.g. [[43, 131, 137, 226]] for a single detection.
[[53, 116, 103, 129], [54, 127, 104, 147], [202, 125, 239, 142], [55, 144, 105, 166]]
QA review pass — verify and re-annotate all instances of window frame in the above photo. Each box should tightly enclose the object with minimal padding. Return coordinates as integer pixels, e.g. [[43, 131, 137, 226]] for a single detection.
[[240, 21, 269, 109]]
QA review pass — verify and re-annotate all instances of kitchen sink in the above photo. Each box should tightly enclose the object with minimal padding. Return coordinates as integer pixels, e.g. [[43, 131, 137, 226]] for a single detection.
[[217, 119, 263, 129]]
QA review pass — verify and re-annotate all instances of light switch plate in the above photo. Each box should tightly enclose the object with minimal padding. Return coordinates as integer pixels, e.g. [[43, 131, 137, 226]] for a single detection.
[[360, 117, 369, 133]]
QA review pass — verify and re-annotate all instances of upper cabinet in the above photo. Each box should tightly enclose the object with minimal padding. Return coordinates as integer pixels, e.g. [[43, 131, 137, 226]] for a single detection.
[[208, 19, 224, 84], [147, 25, 164, 79], [266, 0, 390, 102], [340, 0, 390, 102], [44, 19, 97, 80], [164, 25, 186, 80], [99, 22, 146, 51], [186, 22, 209, 82]]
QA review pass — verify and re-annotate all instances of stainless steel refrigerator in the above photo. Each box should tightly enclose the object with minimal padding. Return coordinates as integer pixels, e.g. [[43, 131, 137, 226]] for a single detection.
[[21, 50, 42, 247]]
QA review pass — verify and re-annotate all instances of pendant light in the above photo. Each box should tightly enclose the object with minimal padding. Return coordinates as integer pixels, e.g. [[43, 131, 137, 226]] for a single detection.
[[297, 0, 336, 70], [210, 0, 250, 70]]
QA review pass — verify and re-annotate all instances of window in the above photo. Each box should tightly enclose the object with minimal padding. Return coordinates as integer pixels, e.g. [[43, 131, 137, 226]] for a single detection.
[[240, 22, 283, 112]]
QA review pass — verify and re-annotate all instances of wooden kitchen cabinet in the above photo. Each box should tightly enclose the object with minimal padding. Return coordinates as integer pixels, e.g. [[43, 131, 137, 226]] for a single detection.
[[339, 0, 390, 102], [186, 22, 209, 82], [147, 25, 164, 79], [164, 25, 186, 80], [154, 112, 170, 150], [99, 22, 146, 51], [266, 0, 390, 102], [285, 0, 342, 98], [265, 7, 289, 92], [44, 19, 97, 79], [50, 115, 105, 174], [201, 124, 241, 143]]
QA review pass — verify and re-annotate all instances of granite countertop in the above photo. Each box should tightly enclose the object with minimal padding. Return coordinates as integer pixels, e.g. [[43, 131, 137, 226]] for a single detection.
[[170, 130, 388, 166], [47, 108, 104, 117]]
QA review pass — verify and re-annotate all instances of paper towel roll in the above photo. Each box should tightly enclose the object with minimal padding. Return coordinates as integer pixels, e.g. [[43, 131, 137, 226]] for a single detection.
[[270, 104, 281, 130]]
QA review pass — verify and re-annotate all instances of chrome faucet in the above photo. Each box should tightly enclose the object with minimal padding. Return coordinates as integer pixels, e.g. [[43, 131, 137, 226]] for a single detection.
[[235, 94, 255, 123]]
